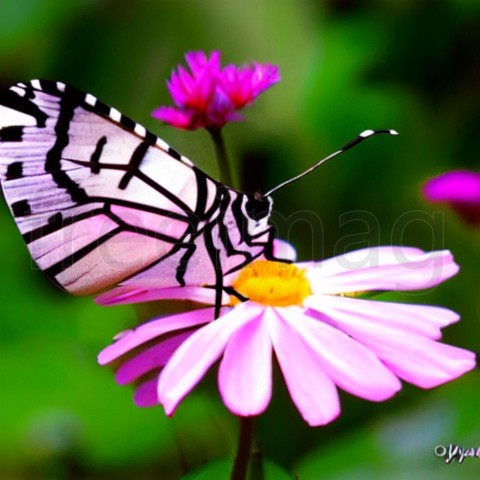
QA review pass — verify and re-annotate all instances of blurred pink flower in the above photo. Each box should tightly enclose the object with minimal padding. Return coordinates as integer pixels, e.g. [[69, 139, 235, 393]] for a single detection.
[[152, 51, 280, 130], [423, 170, 480, 225], [98, 246, 475, 427]]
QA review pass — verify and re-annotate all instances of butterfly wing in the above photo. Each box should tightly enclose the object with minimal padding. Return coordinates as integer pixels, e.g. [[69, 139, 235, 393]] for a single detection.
[[0, 80, 225, 295]]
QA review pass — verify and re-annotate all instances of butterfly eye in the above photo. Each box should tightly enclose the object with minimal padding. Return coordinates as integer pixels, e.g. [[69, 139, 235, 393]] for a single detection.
[[245, 197, 271, 220]]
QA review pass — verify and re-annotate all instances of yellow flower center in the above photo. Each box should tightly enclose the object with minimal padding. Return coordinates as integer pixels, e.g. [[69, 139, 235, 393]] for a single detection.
[[231, 260, 312, 307]]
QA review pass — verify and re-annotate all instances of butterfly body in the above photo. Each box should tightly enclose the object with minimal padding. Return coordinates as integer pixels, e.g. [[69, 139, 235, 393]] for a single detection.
[[0, 80, 274, 297]]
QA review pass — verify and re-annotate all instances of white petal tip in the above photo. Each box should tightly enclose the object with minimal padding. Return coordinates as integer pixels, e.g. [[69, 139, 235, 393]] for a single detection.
[[158, 398, 176, 417]]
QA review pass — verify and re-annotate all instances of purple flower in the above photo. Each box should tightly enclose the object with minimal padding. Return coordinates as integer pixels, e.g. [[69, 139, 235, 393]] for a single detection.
[[98, 246, 475, 427], [152, 51, 280, 130], [423, 170, 480, 225]]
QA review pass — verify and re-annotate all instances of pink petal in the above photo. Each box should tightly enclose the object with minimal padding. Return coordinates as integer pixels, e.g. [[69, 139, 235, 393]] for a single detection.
[[308, 249, 458, 293], [177, 66, 195, 94], [115, 330, 193, 385], [220, 65, 252, 105], [309, 298, 475, 388], [272, 239, 297, 262], [98, 307, 221, 365], [189, 73, 216, 111], [207, 87, 236, 126], [306, 295, 459, 339], [298, 246, 424, 275], [251, 63, 281, 95], [358, 333, 476, 388], [95, 285, 227, 306], [266, 307, 341, 426], [151, 106, 194, 129], [185, 50, 221, 76], [218, 315, 272, 416], [167, 69, 193, 107], [134, 378, 159, 407], [158, 303, 262, 415], [289, 310, 401, 401], [185, 51, 207, 74]]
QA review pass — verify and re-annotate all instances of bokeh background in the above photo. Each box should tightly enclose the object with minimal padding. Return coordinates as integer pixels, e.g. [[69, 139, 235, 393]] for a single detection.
[[1, 1, 480, 478]]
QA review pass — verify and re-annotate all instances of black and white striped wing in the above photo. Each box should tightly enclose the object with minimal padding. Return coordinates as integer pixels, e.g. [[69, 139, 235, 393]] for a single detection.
[[0, 80, 222, 295]]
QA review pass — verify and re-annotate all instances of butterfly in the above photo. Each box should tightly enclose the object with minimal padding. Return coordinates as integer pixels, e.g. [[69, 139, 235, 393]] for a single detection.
[[0, 80, 397, 314]]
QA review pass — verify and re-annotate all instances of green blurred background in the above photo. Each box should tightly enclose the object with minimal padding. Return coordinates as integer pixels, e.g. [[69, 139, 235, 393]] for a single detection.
[[1, 0, 480, 478]]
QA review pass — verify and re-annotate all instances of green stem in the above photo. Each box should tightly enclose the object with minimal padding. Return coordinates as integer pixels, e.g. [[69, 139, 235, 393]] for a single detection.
[[207, 126, 234, 187], [231, 416, 255, 480]]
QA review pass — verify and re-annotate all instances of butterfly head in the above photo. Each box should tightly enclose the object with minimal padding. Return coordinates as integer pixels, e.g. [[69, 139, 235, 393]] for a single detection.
[[242, 194, 273, 236]]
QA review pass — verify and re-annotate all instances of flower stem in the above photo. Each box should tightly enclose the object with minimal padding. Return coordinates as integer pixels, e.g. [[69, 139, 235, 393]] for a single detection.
[[231, 416, 255, 480], [207, 127, 234, 187]]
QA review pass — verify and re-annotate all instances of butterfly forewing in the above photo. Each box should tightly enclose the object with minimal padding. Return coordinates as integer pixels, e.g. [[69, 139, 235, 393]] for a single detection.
[[0, 80, 274, 297]]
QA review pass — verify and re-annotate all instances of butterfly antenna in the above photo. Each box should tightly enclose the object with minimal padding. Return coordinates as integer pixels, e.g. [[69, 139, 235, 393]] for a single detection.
[[263, 129, 399, 197]]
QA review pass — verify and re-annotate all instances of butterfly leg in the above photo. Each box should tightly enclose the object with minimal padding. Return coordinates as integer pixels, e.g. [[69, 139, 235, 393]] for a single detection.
[[175, 242, 197, 287], [214, 275, 223, 320], [202, 223, 224, 319], [262, 226, 291, 263], [210, 246, 224, 319], [263, 226, 276, 260]]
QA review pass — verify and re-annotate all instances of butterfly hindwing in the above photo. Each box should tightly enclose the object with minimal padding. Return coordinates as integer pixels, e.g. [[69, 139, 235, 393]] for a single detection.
[[0, 80, 241, 295], [0, 80, 275, 298]]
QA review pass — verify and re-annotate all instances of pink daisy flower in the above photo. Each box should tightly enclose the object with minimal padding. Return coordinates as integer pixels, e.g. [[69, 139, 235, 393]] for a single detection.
[[98, 246, 475, 426], [152, 51, 280, 130], [423, 170, 480, 225]]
